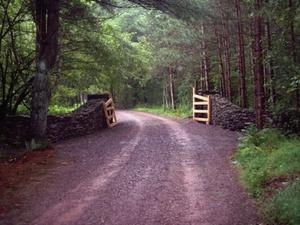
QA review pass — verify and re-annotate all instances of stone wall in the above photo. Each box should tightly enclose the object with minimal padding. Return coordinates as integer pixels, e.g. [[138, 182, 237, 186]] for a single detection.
[[47, 100, 107, 142], [210, 94, 255, 131], [1, 99, 107, 147]]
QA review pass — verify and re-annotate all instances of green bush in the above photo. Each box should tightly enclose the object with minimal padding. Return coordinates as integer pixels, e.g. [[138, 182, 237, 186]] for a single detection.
[[266, 180, 300, 225], [48, 104, 80, 115], [238, 125, 284, 150], [235, 127, 300, 224], [237, 148, 269, 197], [273, 108, 300, 135], [236, 128, 300, 195], [269, 140, 300, 177]]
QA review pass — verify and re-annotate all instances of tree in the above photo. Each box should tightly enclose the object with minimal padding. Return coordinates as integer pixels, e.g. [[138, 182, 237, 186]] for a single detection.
[[199, 22, 211, 91], [30, 0, 59, 146], [27, 0, 208, 146], [252, 0, 265, 130], [235, 0, 248, 108], [8, 0, 298, 144], [0, 0, 35, 118]]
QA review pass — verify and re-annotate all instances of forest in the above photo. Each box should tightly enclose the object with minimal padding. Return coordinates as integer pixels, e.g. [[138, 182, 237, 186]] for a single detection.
[[1, 0, 300, 142], [1, 1, 300, 224]]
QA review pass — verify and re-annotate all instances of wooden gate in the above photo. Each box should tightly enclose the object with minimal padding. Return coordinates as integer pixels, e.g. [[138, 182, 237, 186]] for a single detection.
[[104, 97, 117, 128], [192, 87, 211, 125]]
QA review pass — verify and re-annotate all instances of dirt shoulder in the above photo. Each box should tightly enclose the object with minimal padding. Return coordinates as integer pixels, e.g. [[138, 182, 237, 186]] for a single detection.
[[0, 148, 55, 217]]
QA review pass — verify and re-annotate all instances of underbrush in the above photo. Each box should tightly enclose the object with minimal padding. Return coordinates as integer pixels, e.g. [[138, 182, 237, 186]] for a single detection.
[[48, 104, 80, 115], [16, 104, 80, 115], [235, 126, 300, 225], [265, 180, 300, 225], [134, 104, 192, 119]]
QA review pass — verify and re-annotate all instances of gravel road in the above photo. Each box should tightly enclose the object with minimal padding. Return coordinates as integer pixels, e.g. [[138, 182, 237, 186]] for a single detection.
[[1, 111, 260, 225]]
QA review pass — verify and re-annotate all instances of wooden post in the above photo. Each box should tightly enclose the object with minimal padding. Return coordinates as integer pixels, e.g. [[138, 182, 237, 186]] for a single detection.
[[207, 95, 211, 125]]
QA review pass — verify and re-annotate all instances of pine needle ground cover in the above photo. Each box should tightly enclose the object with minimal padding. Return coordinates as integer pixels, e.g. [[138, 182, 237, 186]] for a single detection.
[[234, 127, 300, 225]]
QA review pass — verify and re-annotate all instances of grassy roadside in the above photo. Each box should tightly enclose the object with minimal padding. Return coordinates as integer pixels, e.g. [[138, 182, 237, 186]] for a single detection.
[[234, 126, 300, 225], [16, 104, 80, 115], [134, 105, 192, 119], [48, 104, 81, 115]]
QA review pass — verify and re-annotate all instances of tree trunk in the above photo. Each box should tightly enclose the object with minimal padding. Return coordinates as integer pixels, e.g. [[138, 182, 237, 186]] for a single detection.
[[214, 25, 226, 97], [288, 0, 299, 109], [252, 0, 265, 130], [235, 0, 248, 108], [169, 68, 175, 110], [163, 81, 169, 109], [30, 64, 49, 141], [221, 6, 232, 101], [30, 0, 59, 148], [264, 19, 276, 107], [201, 23, 210, 91], [289, 0, 297, 63]]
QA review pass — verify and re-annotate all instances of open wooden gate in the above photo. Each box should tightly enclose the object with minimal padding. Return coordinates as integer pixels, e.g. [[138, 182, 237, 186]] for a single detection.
[[192, 87, 211, 125], [104, 97, 117, 128]]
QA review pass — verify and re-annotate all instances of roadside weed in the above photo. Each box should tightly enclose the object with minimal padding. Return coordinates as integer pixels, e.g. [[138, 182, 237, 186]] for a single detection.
[[235, 127, 300, 224]]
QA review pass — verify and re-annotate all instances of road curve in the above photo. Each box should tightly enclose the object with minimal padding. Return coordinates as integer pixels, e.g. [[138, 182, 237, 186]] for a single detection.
[[1, 111, 260, 225]]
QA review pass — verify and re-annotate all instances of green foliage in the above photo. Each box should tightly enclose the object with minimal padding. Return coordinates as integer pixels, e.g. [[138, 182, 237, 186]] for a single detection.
[[273, 108, 300, 135], [16, 104, 30, 115], [51, 3, 153, 108], [265, 180, 300, 225], [235, 127, 300, 224], [51, 5, 200, 109], [236, 127, 300, 196], [235, 145, 269, 197], [268, 141, 300, 176], [135, 104, 192, 119], [48, 104, 80, 115], [238, 126, 284, 150], [0, 0, 35, 116]]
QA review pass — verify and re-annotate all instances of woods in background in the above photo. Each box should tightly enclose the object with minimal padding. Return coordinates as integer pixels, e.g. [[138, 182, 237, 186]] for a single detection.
[[1, 0, 300, 143]]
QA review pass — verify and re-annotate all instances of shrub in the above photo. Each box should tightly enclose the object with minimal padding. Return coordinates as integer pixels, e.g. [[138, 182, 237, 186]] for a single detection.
[[265, 180, 300, 225], [235, 126, 300, 224]]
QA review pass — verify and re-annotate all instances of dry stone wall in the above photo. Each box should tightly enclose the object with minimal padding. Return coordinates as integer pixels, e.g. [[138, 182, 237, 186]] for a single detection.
[[210, 94, 255, 131], [1, 99, 107, 147], [47, 100, 107, 142]]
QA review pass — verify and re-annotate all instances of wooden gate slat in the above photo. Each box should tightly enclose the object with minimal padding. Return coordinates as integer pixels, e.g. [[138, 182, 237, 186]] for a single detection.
[[192, 87, 211, 125], [103, 97, 117, 128]]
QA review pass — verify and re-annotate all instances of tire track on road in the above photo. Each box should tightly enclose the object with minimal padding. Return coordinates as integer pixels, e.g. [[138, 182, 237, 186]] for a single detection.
[[143, 113, 209, 224], [32, 112, 144, 225], [1, 111, 260, 225]]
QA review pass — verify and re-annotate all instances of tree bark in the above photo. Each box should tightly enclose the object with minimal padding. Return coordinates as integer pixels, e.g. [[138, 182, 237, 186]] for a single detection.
[[264, 19, 276, 107], [220, 4, 232, 101], [163, 81, 169, 109], [289, 0, 297, 63], [30, 0, 59, 147], [235, 0, 248, 108], [201, 22, 210, 91], [252, 0, 265, 130], [214, 25, 226, 97], [288, 0, 299, 109], [169, 67, 175, 110]]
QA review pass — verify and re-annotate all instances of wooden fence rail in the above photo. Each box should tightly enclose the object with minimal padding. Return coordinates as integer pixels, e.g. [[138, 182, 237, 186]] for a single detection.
[[192, 87, 211, 125], [103, 97, 117, 128]]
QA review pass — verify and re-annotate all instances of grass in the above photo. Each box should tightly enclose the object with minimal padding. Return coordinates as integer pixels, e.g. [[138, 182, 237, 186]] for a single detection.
[[48, 104, 81, 115], [265, 180, 300, 225], [134, 104, 192, 119], [16, 104, 81, 115], [235, 126, 300, 225]]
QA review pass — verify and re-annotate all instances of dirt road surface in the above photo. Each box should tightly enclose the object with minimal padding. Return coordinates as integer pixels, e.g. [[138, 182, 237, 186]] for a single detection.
[[0, 111, 260, 225]]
